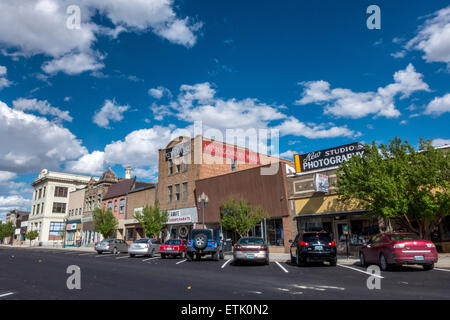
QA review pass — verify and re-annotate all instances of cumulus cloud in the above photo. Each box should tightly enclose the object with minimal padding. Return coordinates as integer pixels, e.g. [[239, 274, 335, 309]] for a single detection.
[[149, 86, 171, 99], [432, 138, 450, 147], [405, 6, 450, 70], [0, 65, 12, 89], [65, 150, 106, 175], [0, 99, 86, 173], [0, 171, 16, 182], [93, 99, 130, 128], [275, 117, 358, 139], [12, 98, 73, 122], [0, 0, 202, 75], [423, 93, 450, 116], [295, 64, 430, 118]]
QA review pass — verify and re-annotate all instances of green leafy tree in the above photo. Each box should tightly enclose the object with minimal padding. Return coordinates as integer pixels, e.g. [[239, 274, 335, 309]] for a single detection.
[[25, 230, 39, 247], [92, 208, 118, 239], [336, 137, 450, 239], [134, 201, 168, 238], [0, 222, 15, 244], [219, 196, 269, 238]]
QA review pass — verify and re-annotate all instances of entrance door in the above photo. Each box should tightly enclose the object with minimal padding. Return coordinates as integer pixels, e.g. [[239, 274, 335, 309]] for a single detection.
[[335, 222, 349, 254]]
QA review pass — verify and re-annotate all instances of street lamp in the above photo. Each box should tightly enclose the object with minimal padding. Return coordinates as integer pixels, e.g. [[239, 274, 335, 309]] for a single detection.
[[198, 192, 208, 229]]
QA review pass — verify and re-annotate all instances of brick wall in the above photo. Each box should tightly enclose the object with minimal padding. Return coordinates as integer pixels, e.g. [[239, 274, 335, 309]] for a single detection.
[[126, 187, 157, 219]]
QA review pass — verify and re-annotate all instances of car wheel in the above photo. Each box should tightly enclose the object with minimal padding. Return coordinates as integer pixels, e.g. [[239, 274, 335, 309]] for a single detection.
[[212, 251, 219, 261], [360, 252, 367, 267], [296, 252, 304, 266], [290, 253, 295, 264], [380, 253, 390, 271], [112, 247, 118, 255], [193, 234, 208, 250], [423, 262, 434, 271], [265, 257, 270, 265], [181, 251, 186, 259], [186, 252, 193, 261], [219, 251, 224, 260], [161, 253, 166, 259], [129, 254, 135, 258], [195, 253, 201, 261], [329, 258, 337, 266], [97, 251, 102, 255]]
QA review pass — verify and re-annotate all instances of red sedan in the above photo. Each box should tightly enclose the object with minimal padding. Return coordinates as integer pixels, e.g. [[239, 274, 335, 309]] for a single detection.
[[360, 233, 438, 271], [159, 239, 188, 259]]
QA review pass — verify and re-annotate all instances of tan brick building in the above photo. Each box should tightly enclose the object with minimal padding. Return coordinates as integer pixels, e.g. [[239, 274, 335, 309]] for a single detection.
[[158, 135, 292, 241]]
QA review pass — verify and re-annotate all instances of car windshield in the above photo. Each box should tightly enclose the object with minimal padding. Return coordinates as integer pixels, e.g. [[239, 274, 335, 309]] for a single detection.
[[165, 240, 182, 245], [302, 234, 331, 243], [101, 239, 114, 243], [238, 238, 264, 245], [134, 238, 149, 243], [388, 234, 420, 241]]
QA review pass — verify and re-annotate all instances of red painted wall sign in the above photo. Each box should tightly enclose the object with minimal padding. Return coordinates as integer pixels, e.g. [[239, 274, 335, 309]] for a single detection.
[[202, 141, 260, 164]]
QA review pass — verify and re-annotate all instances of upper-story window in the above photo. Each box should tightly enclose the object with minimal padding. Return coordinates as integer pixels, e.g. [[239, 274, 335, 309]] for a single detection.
[[52, 202, 66, 214], [107, 201, 112, 212], [38, 188, 42, 199], [119, 199, 125, 214], [175, 184, 180, 201], [231, 159, 236, 172], [176, 164, 181, 173], [168, 186, 173, 203], [114, 200, 117, 212], [43, 187, 46, 198], [54, 186, 68, 198], [182, 183, 188, 201], [169, 160, 173, 175]]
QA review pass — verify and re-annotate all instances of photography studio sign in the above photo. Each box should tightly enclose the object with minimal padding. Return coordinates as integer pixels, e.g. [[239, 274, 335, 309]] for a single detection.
[[295, 142, 365, 173]]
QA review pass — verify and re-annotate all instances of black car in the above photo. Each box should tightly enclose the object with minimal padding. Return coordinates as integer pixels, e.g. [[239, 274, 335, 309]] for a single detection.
[[186, 229, 224, 261], [290, 232, 337, 266]]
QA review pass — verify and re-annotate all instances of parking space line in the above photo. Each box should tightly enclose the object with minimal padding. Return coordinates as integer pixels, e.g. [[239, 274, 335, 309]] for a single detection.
[[95, 253, 115, 258], [0, 292, 14, 298], [176, 259, 187, 265], [115, 255, 130, 260], [79, 252, 96, 256], [434, 268, 450, 272], [142, 257, 159, 262], [221, 259, 232, 269], [275, 261, 289, 273], [337, 264, 384, 279]]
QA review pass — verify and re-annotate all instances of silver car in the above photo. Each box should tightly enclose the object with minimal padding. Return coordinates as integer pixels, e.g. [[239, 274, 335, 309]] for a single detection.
[[128, 238, 161, 257], [233, 237, 269, 265], [95, 239, 128, 254]]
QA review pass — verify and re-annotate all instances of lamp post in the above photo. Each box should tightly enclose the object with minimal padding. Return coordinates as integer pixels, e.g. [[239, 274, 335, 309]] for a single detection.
[[197, 192, 208, 229]]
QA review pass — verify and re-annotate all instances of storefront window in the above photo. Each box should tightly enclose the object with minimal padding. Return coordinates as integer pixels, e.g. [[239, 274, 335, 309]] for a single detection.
[[266, 218, 283, 246], [126, 228, 134, 241]]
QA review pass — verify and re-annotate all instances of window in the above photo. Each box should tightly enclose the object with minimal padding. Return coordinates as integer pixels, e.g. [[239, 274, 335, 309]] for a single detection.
[[182, 183, 188, 201], [266, 218, 284, 246], [231, 159, 236, 172], [120, 199, 125, 214], [43, 187, 46, 197], [79, 208, 82, 215], [175, 184, 180, 201], [176, 164, 181, 173], [38, 188, 42, 199], [36, 204, 40, 214], [41, 203, 44, 214], [52, 202, 66, 214], [54, 186, 68, 197], [107, 201, 112, 211], [114, 200, 118, 212], [168, 186, 173, 203], [32, 205, 35, 215], [169, 160, 173, 175], [49, 222, 64, 238], [75, 208, 78, 216], [126, 228, 134, 241]]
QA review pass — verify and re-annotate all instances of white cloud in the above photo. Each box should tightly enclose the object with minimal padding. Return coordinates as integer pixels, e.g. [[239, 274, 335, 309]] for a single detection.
[[405, 6, 450, 69], [432, 138, 450, 147], [0, 65, 11, 89], [65, 150, 105, 175], [275, 117, 358, 139], [0, 171, 16, 182], [0, 0, 202, 75], [424, 93, 450, 116], [0, 195, 31, 217], [280, 150, 296, 158], [295, 64, 430, 119], [0, 99, 86, 173], [12, 98, 73, 122], [149, 86, 171, 99], [93, 99, 130, 128], [391, 51, 406, 59]]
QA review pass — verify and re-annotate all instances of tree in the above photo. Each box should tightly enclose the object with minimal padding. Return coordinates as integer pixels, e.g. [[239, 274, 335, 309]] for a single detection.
[[336, 137, 450, 239], [219, 196, 269, 239], [134, 201, 168, 238], [92, 208, 118, 239], [0, 222, 15, 244], [25, 230, 39, 247]]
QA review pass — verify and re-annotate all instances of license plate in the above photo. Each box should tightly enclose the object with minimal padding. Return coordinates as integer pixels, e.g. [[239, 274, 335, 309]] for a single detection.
[[315, 246, 323, 251], [247, 254, 255, 259], [167, 247, 172, 251], [414, 256, 424, 261]]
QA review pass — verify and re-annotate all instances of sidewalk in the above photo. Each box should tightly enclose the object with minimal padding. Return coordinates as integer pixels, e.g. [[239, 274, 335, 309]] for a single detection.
[[0, 244, 94, 252]]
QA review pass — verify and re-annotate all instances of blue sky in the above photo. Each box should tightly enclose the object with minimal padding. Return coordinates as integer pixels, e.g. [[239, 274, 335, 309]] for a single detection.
[[0, 0, 449, 220]]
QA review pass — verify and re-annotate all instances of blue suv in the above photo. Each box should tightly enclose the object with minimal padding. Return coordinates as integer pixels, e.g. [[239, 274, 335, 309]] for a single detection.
[[187, 229, 224, 261]]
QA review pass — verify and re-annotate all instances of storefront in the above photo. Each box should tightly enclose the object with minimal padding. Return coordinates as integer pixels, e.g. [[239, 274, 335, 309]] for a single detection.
[[165, 207, 198, 240], [65, 219, 82, 247]]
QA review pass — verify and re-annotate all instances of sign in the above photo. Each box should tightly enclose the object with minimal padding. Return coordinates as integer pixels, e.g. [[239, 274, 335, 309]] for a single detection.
[[165, 141, 191, 161], [202, 141, 260, 164], [295, 142, 365, 173], [66, 223, 77, 231], [314, 174, 329, 193], [15, 228, 21, 235], [343, 225, 349, 235], [166, 207, 198, 225], [20, 221, 28, 227]]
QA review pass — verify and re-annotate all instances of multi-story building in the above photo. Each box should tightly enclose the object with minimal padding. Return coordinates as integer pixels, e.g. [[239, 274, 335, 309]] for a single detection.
[[65, 187, 85, 247], [81, 168, 118, 246], [158, 135, 292, 240], [13, 210, 29, 245], [28, 169, 93, 245]]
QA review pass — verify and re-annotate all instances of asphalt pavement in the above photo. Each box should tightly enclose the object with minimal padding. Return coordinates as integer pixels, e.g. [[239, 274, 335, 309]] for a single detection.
[[1, 246, 449, 300]]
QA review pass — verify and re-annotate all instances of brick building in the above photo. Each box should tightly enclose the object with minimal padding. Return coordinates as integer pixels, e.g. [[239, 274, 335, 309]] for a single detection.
[[157, 135, 292, 241]]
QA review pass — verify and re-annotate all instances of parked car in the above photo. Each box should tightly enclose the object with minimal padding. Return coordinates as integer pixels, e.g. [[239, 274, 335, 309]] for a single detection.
[[290, 232, 337, 266], [159, 239, 188, 259], [186, 229, 224, 261], [359, 233, 438, 271], [95, 239, 128, 254], [128, 238, 161, 257], [233, 237, 269, 265]]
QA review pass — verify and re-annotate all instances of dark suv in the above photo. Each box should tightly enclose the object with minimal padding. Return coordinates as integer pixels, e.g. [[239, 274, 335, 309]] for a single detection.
[[187, 229, 224, 261], [290, 232, 337, 266]]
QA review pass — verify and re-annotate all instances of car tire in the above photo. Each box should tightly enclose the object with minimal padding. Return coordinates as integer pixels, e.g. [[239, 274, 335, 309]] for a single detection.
[[161, 253, 166, 259], [212, 251, 219, 261], [360, 252, 367, 267], [423, 262, 434, 271], [193, 233, 208, 250], [97, 251, 102, 255], [265, 257, 270, 265], [380, 253, 390, 271], [195, 253, 201, 261], [149, 250, 154, 258], [219, 251, 224, 260], [186, 252, 193, 261], [296, 252, 304, 266], [181, 251, 186, 259], [129, 254, 135, 258], [112, 247, 118, 255], [290, 253, 295, 264], [329, 258, 337, 266]]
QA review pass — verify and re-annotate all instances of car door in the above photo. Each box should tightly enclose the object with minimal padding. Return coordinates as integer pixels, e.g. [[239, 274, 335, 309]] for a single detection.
[[291, 234, 299, 259], [364, 235, 380, 263], [119, 239, 127, 252]]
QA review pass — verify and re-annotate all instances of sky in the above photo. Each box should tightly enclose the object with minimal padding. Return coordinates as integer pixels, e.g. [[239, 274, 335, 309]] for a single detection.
[[0, 0, 449, 221]]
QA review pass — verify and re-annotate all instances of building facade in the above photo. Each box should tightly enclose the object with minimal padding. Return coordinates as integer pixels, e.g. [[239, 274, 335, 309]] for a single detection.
[[65, 187, 85, 247], [158, 135, 292, 241], [28, 169, 93, 245], [81, 169, 118, 246]]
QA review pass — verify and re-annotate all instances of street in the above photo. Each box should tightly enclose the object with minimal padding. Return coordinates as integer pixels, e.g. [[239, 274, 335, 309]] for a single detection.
[[1, 247, 450, 300]]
